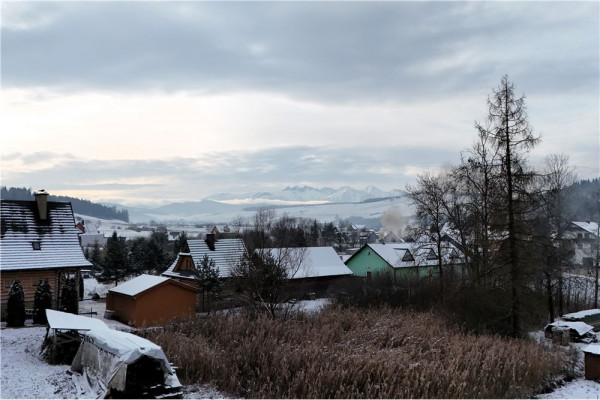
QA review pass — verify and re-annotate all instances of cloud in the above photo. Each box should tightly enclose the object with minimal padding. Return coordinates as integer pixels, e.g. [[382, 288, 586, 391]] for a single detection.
[[2, 2, 597, 102], [0, 146, 459, 205]]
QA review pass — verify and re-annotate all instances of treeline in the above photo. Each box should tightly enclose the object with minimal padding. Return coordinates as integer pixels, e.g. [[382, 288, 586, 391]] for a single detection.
[[565, 178, 600, 220], [1, 187, 129, 222]]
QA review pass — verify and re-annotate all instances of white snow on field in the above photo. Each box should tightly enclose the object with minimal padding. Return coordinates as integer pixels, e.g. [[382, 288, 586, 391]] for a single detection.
[[540, 379, 600, 399], [0, 324, 228, 399], [0, 326, 78, 399], [296, 298, 332, 314]]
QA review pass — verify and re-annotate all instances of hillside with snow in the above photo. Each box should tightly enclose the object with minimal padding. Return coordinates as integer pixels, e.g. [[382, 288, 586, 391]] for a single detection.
[[115, 185, 410, 224]]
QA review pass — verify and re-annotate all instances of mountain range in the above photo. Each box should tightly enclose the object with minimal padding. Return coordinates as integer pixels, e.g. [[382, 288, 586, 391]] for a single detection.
[[116, 185, 407, 223]]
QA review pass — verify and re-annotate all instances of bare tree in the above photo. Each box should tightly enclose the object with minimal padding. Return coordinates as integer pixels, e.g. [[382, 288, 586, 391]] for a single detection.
[[406, 172, 452, 299], [540, 154, 577, 319], [232, 210, 307, 319]]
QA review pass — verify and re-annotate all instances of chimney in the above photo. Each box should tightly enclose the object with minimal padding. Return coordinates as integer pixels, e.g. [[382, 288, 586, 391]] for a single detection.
[[34, 189, 49, 220], [205, 233, 216, 251]]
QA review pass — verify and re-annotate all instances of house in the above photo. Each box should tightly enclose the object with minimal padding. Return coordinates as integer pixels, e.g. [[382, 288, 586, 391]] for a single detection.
[[106, 274, 199, 327], [0, 190, 92, 318], [162, 234, 246, 282], [359, 230, 378, 246], [344, 242, 462, 282], [263, 246, 354, 295], [561, 222, 599, 269], [264, 246, 353, 280]]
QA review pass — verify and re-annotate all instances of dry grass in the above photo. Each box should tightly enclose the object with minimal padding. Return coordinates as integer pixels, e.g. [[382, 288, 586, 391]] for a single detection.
[[144, 306, 571, 398]]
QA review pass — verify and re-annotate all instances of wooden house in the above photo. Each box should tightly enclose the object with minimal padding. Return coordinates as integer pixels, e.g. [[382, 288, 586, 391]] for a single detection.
[[258, 247, 353, 297], [106, 274, 199, 327], [162, 235, 246, 282], [0, 190, 92, 318]]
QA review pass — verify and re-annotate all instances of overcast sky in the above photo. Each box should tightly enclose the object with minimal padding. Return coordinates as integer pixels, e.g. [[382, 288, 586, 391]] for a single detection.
[[1, 1, 598, 207]]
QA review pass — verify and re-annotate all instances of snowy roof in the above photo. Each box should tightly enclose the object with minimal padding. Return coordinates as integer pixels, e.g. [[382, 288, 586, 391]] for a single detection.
[[583, 345, 600, 355], [46, 309, 109, 331], [264, 247, 353, 279], [1, 200, 93, 271], [109, 274, 170, 296], [571, 222, 599, 236], [562, 309, 600, 321], [163, 238, 246, 279], [545, 321, 594, 336]]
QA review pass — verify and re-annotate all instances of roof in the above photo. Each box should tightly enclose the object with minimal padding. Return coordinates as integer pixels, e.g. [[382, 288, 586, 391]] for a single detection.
[[163, 238, 246, 279], [583, 345, 600, 355], [545, 321, 594, 336], [109, 274, 198, 297], [109, 274, 169, 296], [1, 200, 93, 271], [264, 247, 353, 279], [346, 242, 462, 269], [46, 309, 109, 331], [571, 222, 599, 236], [562, 309, 600, 321]]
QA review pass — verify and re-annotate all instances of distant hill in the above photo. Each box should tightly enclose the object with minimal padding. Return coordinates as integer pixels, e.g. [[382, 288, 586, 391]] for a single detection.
[[1, 187, 129, 222]]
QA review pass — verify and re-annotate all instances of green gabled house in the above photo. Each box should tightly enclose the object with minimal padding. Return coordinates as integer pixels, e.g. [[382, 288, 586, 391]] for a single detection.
[[344, 242, 462, 282]]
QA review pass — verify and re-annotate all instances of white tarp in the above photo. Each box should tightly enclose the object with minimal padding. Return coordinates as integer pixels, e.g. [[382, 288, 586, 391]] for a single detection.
[[64, 321, 180, 393]]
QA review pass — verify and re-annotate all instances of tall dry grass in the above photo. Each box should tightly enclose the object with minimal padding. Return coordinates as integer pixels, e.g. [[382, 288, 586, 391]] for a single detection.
[[143, 307, 572, 398]]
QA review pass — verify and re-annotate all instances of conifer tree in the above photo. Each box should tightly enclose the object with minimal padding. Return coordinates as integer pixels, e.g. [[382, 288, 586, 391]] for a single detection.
[[7, 281, 26, 327], [195, 254, 222, 312], [33, 280, 53, 324], [60, 278, 78, 314]]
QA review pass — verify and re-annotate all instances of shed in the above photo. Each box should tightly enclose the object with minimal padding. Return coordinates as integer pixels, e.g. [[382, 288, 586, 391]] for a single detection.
[[106, 275, 199, 327], [583, 345, 600, 380]]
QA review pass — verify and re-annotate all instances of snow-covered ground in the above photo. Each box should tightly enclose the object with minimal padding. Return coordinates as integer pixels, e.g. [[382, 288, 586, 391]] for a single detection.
[[540, 380, 600, 399], [0, 324, 227, 399]]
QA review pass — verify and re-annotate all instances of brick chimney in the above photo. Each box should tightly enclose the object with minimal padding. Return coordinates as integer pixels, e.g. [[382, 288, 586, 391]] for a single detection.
[[205, 233, 216, 251], [34, 189, 49, 220]]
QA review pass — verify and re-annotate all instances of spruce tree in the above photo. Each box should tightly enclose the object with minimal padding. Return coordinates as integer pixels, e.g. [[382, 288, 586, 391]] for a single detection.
[[60, 278, 79, 314], [195, 254, 222, 312], [33, 280, 53, 324], [7, 281, 26, 327]]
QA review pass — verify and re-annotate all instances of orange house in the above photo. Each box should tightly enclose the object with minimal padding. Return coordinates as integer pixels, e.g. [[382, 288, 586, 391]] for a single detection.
[[106, 275, 199, 327]]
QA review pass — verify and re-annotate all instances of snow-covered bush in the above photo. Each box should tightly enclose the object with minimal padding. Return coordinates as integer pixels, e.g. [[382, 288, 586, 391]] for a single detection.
[[7, 281, 25, 327]]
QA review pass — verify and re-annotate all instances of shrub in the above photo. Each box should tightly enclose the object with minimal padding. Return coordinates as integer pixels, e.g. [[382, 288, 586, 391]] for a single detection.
[[33, 280, 53, 324], [7, 281, 26, 327], [143, 307, 572, 398]]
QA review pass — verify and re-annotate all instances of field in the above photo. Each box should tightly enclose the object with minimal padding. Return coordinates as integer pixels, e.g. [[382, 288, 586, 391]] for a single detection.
[[144, 306, 575, 399]]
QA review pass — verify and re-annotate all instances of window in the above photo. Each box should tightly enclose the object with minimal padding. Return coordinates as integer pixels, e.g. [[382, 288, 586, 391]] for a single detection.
[[31, 241, 41, 250], [578, 243, 584, 250], [4, 280, 15, 289]]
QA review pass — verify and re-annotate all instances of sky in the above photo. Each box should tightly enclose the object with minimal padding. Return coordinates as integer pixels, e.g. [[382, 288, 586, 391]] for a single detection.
[[1, 1, 598, 207]]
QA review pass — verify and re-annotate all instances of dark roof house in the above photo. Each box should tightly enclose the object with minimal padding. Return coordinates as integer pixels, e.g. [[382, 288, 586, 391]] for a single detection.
[[163, 235, 246, 281], [1, 190, 92, 317]]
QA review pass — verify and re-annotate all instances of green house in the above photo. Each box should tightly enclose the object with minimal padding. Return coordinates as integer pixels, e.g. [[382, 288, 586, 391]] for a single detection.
[[344, 242, 461, 282]]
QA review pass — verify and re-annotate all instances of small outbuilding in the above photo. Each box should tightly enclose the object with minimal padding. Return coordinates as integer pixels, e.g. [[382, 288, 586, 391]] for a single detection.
[[583, 345, 600, 380], [106, 275, 199, 327]]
